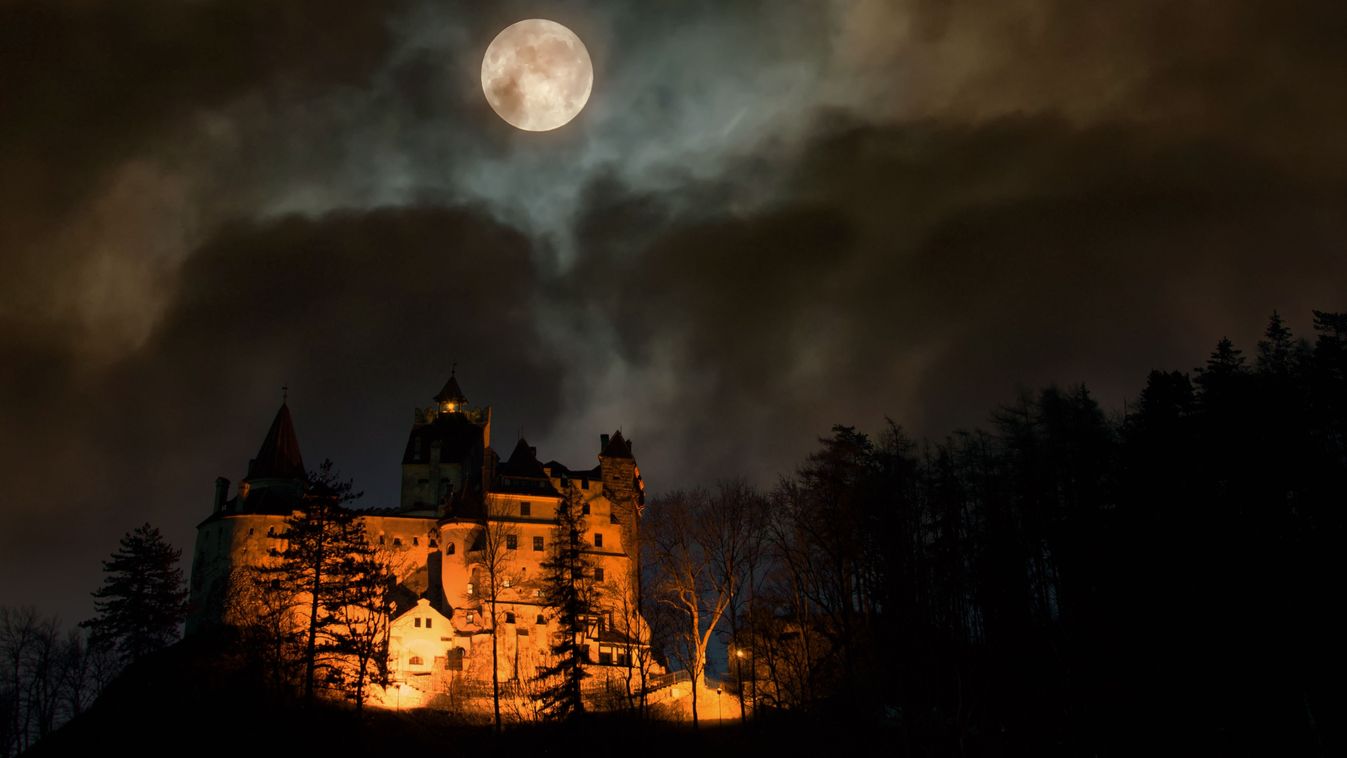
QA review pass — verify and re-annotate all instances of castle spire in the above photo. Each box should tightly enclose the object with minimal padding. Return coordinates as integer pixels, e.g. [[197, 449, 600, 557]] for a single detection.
[[247, 399, 306, 480], [434, 366, 468, 414]]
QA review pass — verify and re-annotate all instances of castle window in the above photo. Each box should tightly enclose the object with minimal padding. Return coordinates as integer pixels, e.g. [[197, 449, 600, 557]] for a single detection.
[[445, 542, 455, 555], [425, 618, 432, 629], [533, 536, 544, 551], [409, 655, 423, 666], [429, 538, 438, 548], [505, 612, 515, 624], [267, 526, 276, 537], [466, 612, 476, 624], [248, 528, 255, 536], [413, 537, 419, 546], [582, 503, 590, 515], [594, 533, 604, 548], [536, 614, 546, 625], [379, 534, 385, 545], [506, 534, 518, 550], [393, 538, 402, 547], [415, 618, 421, 628], [520, 502, 531, 516], [595, 567, 605, 582], [466, 582, 474, 596]]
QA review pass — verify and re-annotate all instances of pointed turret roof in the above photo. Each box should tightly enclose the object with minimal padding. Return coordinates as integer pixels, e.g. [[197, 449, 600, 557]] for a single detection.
[[434, 369, 467, 404], [600, 429, 633, 459], [499, 437, 547, 478], [248, 402, 306, 480]]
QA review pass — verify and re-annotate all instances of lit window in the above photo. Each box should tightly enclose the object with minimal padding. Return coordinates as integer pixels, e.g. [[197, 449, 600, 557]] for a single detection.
[[533, 536, 544, 551], [466, 582, 474, 596], [595, 533, 603, 548], [521, 502, 531, 516], [502, 578, 511, 588], [507, 534, 518, 550], [466, 612, 476, 624]]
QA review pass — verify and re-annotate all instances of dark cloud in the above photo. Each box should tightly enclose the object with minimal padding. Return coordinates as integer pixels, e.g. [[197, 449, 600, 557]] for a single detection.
[[558, 115, 1347, 484], [0, 205, 559, 620]]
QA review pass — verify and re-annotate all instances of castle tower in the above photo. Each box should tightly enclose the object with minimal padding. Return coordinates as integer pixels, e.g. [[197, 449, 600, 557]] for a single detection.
[[599, 430, 644, 587], [400, 370, 491, 514]]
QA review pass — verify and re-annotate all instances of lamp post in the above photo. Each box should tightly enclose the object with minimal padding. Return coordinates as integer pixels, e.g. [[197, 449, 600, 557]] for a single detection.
[[717, 685, 723, 721]]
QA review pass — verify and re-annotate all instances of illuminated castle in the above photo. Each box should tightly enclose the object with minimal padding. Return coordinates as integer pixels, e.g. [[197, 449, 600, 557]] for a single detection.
[[186, 371, 651, 708]]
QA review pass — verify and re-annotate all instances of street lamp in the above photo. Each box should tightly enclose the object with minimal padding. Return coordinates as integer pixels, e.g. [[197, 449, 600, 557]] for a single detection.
[[717, 685, 723, 721]]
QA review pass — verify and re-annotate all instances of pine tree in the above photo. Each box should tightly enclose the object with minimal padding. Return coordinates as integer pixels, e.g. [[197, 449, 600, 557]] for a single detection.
[[266, 459, 365, 705], [535, 482, 595, 720], [318, 532, 393, 712], [82, 523, 188, 665]]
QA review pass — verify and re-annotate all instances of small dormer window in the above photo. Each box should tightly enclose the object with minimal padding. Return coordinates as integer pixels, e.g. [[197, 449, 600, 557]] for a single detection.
[[415, 618, 422, 628]]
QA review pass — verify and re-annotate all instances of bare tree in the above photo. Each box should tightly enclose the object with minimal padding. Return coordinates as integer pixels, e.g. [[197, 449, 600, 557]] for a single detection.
[[646, 488, 733, 727], [468, 498, 521, 732]]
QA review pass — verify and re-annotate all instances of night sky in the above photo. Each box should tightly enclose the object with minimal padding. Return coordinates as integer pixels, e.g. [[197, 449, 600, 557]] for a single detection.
[[3, 1, 1346, 625]]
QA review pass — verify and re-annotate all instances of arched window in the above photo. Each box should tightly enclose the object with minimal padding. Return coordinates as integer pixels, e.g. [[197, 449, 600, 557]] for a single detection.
[[409, 655, 424, 666], [446, 542, 455, 555]]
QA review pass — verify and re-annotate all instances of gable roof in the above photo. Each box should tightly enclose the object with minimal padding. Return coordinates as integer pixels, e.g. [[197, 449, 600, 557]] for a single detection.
[[600, 429, 633, 459]]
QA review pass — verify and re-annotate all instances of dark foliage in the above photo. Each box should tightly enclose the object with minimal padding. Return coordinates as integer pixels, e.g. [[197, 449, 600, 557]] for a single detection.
[[81, 524, 187, 666], [535, 483, 595, 720], [727, 310, 1345, 754]]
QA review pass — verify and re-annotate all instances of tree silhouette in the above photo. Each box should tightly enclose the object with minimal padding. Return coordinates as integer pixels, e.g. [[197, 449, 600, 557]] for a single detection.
[[535, 483, 594, 720], [266, 459, 365, 705], [82, 523, 187, 665]]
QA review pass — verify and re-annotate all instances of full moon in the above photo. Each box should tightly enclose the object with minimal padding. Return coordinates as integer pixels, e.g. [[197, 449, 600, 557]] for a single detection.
[[481, 19, 593, 132]]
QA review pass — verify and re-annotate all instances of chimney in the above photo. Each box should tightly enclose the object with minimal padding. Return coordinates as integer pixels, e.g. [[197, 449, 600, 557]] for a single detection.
[[213, 477, 230, 513], [600, 433, 610, 453]]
